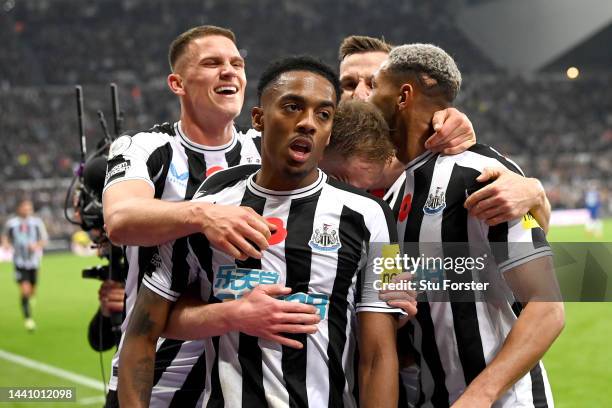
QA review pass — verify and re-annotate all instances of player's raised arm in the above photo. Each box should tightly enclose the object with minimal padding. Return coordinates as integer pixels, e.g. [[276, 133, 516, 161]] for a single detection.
[[102, 133, 273, 257], [118, 286, 172, 408], [104, 180, 270, 259]]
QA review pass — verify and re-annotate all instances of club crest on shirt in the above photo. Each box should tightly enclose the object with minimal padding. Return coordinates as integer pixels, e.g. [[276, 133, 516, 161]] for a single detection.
[[309, 223, 342, 252], [423, 187, 446, 215]]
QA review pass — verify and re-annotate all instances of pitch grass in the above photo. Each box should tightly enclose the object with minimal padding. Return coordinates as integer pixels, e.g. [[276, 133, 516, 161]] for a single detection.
[[0, 219, 610, 407], [0, 253, 112, 407]]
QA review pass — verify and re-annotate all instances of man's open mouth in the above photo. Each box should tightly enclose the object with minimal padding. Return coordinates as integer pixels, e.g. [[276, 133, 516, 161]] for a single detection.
[[288, 138, 313, 163], [214, 85, 238, 95]]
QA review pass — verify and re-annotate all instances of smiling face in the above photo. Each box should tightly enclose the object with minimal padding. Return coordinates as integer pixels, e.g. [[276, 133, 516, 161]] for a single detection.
[[253, 70, 336, 188], [339, 51, 388, 102], [169, 35, 246, 122]]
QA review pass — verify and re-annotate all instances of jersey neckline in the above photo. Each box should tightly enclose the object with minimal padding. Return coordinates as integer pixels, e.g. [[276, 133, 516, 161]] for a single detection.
[[175, 121, 238, 152], [247, 169, 326, 199], [405, 150, 435, 172]]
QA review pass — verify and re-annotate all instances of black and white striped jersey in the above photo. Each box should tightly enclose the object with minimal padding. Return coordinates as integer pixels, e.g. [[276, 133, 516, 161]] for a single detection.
[[144, 166, 402, 408], [102, 121, 261, 407], [396, 144, 554, 408], [2, 216, 47, 270]]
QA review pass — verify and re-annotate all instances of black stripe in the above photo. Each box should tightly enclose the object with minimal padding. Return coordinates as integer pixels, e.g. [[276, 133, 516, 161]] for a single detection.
[[225, 139, 243, 167], [405, 158, 450, 406], [235, 188, 268, 407], [414, 301, 449, 407], [146, 143, 172, 198], [390, 182, 406, 220], [153, 339, 185, 386], [170, 237, 190, 294], [442, 165, 487, 385], [529, 362, 549, 408], [206, 336, 225, 408], [168, 345, 207, 407], [137, 246, 159, 290], [488, 222, 509, 264], [531, 223, 549, 249], [253, 135, 262, 154], [467, 144, 524, 175], [327, 206, 367, 407], [196, 164, 260, 197], [282, 193, 320, 408], [185, 149, 208, 199], [188, 233, 213, 291]]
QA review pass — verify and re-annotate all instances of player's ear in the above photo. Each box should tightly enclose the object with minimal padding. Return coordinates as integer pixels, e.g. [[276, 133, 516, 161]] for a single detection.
[[167, 73, 184, 96], [398, 83, 413, 111], [252, 106, 264, 131]]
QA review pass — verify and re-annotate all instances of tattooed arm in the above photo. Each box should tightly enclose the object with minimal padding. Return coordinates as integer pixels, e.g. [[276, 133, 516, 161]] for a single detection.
[[118, 286, 172, 408]]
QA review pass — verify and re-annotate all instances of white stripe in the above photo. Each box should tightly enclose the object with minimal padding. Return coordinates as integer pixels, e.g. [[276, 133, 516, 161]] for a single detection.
[[260, 198, 291, 407], [305, 188, 340, 406], [0, 349, 105, 391], [420, 156, 465, 402]]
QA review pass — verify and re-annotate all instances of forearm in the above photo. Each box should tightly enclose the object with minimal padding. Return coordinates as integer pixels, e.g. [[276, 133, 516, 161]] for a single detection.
[[104, 198, 208, 246], [118, 286, 171, 407], [359, 313, 399, 408], [118, 334, 157, 407], [458, 302, 564, 404], [360, 349, 399, 408], [163, 297, 239, 340]]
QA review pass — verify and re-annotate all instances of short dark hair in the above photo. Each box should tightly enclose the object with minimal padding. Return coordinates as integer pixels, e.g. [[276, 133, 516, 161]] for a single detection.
[[168, 25, 236, 71], [256, 55, 341, 103], [327, 100, 394, 164], [338, 35, 392, 62]]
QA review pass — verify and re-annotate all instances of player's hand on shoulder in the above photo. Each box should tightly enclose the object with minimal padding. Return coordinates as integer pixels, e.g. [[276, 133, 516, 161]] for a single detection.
[[235, 284, 321, 349], [425, 107, 475, 155], [464, 167, 545, 226], [198, 203, 276, 260]]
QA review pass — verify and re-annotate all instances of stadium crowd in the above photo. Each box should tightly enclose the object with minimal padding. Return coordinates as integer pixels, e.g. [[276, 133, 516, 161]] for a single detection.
[[1, 0, 610, 241]]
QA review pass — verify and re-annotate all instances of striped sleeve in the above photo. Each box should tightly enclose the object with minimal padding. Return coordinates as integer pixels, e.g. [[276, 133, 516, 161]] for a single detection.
[[142, 236, 202, 302], [103, 132, 171, 192], [490, 215, 553, 274], [356, 199, 405, 315], [458, 145, 554, 273]]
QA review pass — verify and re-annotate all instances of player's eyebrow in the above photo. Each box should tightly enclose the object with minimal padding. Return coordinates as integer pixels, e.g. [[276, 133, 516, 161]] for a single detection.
[[279, 93, 335, 109]]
